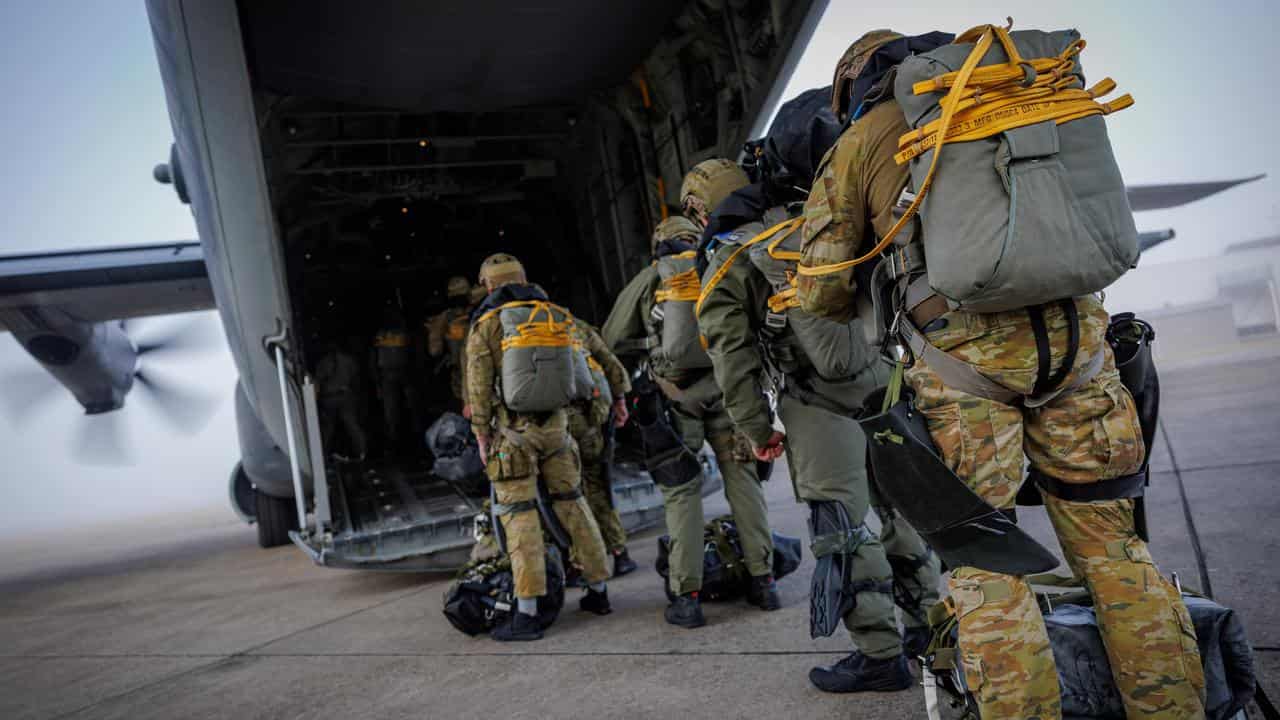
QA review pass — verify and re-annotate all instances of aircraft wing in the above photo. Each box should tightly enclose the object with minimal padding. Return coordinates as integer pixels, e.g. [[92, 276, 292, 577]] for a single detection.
[[1127, 174, 1266, 212], [0, 242, 212, 332]]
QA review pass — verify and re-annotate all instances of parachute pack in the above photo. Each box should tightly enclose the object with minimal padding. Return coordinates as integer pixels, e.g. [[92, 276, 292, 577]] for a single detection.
[[483, 300, 585, 412], [441, 547, 566, 637], [651, 251, 713, 372], [655, 516, 803, 602]]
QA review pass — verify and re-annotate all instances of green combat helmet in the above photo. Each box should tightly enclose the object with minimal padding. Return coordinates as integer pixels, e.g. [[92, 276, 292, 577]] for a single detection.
[[477, 252, 527, 289], [829, 29, 903, 123], [680, 158, 749, 228], [651, 215, 701, 254], [446, 275, 472, 299]]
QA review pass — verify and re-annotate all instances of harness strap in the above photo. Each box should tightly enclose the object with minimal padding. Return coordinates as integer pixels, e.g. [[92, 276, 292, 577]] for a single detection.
[[1028, 300, 1080, 396], [1031, 469, 1146, 502], [547, 488, 584, 502], [900, 317, 1021, 405], [492, 499, 538, 516]]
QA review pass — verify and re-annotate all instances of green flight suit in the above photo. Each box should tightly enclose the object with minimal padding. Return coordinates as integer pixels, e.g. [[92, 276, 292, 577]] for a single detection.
[[698, 209, 941, 659], [603, 263, 773, 596]]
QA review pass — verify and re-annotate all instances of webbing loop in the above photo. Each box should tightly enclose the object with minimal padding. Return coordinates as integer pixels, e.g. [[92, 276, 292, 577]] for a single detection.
[[695, 217, 803, 317]]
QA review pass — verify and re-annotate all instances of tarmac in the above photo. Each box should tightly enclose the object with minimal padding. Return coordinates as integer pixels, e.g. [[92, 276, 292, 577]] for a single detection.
[[1, 357, 1277, 719]]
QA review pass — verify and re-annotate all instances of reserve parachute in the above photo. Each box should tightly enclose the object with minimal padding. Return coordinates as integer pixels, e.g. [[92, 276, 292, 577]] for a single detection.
[[651, 251, 713, 371], [482, 300, 583, 412], [800, 24, 1138, 314]]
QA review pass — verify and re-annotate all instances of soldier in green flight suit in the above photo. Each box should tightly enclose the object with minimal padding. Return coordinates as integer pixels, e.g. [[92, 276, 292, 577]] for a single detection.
[[603, 160, 778, 629], [695, 89, 941, 694]]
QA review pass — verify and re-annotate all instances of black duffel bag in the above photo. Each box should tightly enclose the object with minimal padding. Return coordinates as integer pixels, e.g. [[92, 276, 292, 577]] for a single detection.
[[655, 515, 803, 602], [442, 546, 565, 636]]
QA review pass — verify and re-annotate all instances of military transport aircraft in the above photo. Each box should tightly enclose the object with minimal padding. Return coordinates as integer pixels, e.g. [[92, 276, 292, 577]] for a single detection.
[[0, 0, 1264, 570]]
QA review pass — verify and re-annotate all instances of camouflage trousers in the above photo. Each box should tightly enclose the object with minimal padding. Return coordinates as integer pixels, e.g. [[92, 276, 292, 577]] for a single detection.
[[906, 295, 1206, 720], [778, 369, 941, 659], [662, 403, 774, 595], [486, 411, 610, 598], [567, 404, 628, 553]]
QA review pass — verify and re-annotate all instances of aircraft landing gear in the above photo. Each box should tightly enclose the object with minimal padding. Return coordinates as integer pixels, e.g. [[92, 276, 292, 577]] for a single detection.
[[255, 490, 299, 548]]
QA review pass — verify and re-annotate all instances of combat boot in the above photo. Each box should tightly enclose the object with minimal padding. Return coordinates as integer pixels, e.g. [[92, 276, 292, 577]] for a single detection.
[[491, 612, 544, 642], [612, 548, 638, 577], [664, 592, 706, 629], [579, 587, 612, 616], [902, 626, 931, 659], [746, 574, 781, 611], [808, 652, 913, 693]]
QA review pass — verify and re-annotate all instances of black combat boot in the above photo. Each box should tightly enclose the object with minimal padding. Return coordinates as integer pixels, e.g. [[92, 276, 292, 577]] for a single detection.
[[747, 575, 781, 611], [612, 548, 638, 577], [491, 612, 544, 642], [579, 587, 612, 615], [808, 652, 913, 693], [664, 592, 706, 628], [902, 626, 931, 659]]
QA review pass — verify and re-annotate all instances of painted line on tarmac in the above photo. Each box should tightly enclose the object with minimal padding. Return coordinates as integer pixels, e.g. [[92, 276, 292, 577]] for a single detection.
[[1160, 419, 1215, 599]]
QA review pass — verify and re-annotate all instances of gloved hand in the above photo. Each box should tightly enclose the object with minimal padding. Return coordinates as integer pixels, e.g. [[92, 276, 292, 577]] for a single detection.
[[752, 431, 786, 462]]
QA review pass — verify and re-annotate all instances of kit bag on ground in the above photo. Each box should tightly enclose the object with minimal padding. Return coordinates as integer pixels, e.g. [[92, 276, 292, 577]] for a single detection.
[[890, 25, 1139, 313], [425, 412, 485, 491], [485, 300, 582, 412], [922, 589, 1269, 720], [652, 251, 713, 371], [655, 515, 802, 601], [442, 546, 566, 637]]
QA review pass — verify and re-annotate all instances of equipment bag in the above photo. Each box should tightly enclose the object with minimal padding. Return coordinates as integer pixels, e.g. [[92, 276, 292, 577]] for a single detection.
[[655, 516, 803, 602], [442, 546, 566, 637], [895, 26, 1138, 312], [922, 590, 1269, 720], [653, 251, 713, 371], [746, 216, 874, 381], [487, 300, 581, 412], [425, 412, 486, 492]]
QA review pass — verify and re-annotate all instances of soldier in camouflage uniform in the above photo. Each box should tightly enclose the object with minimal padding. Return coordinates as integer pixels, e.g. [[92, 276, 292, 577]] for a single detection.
[[603, 171, 778, 629], [466, 253, 613, 641], [796, 30, 1206, 718], [372, 305, 423, 457], [566, 321, 638, 580], [697, 91, 941, 693], [425, 275, 477, 405]]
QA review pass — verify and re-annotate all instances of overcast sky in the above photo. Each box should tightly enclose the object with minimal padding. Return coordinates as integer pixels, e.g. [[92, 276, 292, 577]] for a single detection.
[[0, 1, 1276, 541]]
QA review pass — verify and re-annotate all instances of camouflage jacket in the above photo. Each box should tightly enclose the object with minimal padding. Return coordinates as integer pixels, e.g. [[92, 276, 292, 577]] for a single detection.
[[696, 235, 776, 447], [797, 99, 911, 323], [573, 321, 632, 410]]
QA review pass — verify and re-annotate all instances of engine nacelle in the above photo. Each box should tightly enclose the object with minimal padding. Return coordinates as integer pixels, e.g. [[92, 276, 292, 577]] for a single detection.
[[11, 311, 137, 414]]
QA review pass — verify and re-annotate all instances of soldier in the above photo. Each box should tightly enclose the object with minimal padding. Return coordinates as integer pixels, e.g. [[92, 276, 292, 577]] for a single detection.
[[566, 321, 638, 580], [315, 338, 367, 462], [371, 305, 423, 457], [426, 275, 477, 405], [603, 163, 778, 630], [696, 90, 940, 694], [796, 30, 1206, 717], [466, 252, 613, 642]]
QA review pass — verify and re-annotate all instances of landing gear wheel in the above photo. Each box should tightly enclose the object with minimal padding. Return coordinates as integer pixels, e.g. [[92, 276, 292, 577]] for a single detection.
[[254, 490, 298, 548]]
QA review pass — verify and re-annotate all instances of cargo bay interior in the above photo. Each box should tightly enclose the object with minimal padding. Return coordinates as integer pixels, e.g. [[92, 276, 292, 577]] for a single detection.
[[234, 0, 821, 561]]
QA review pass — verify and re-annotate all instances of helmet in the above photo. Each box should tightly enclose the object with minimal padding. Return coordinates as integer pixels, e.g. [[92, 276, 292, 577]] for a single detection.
[[830, 29, 903, 122], [680, 159, 749, 227], [446, 275, 471, 299], [651, 216, 701, 253], [478, 253, 526, 288]]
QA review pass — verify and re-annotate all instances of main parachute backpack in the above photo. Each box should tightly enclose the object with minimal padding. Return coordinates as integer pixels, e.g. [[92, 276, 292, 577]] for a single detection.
[[651, 251, 713, 371], [801, 24, 1139, 314], [484, 300, 582, 412]]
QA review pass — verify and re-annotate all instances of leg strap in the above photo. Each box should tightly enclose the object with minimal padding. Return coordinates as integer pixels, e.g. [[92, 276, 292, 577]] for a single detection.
[[547, 488, 584, 502], [1030, 468, 1146, 501], [492, 499, 539, 516]]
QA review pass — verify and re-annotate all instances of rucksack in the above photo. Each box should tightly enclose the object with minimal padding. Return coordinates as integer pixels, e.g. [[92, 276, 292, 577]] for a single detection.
[[425, 412, 485, 492], [485, 300, 582, 412], [441, 546, 566, 637], [655, 515, 803, 602], [745, 215, 875, 381], [651, 251, 713, 372], [893, 26, 1138, 312]]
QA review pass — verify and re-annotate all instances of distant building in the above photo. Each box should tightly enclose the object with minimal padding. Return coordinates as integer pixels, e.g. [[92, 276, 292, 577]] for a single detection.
[[1105, 236, 1280, 369]]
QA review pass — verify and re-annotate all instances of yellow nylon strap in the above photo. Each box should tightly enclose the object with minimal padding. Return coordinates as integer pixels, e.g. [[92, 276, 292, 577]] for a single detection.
[[766, 226, 802, 261], [695, 217, 803, 317], [375, 331, 408, 348], [798, 24, 1133, 279], [446, 316, 467, 341], [655, 268, 702, 303], [767, 286, 800, 312], [478, 300, 578, 351]]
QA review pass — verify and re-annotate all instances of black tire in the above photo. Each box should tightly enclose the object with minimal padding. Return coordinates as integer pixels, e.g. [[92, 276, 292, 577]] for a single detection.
[[254, 490, 298, 548]]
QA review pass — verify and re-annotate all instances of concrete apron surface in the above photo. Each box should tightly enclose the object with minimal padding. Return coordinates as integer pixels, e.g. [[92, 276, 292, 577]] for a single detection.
[[1, 358, 1277, 719]]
